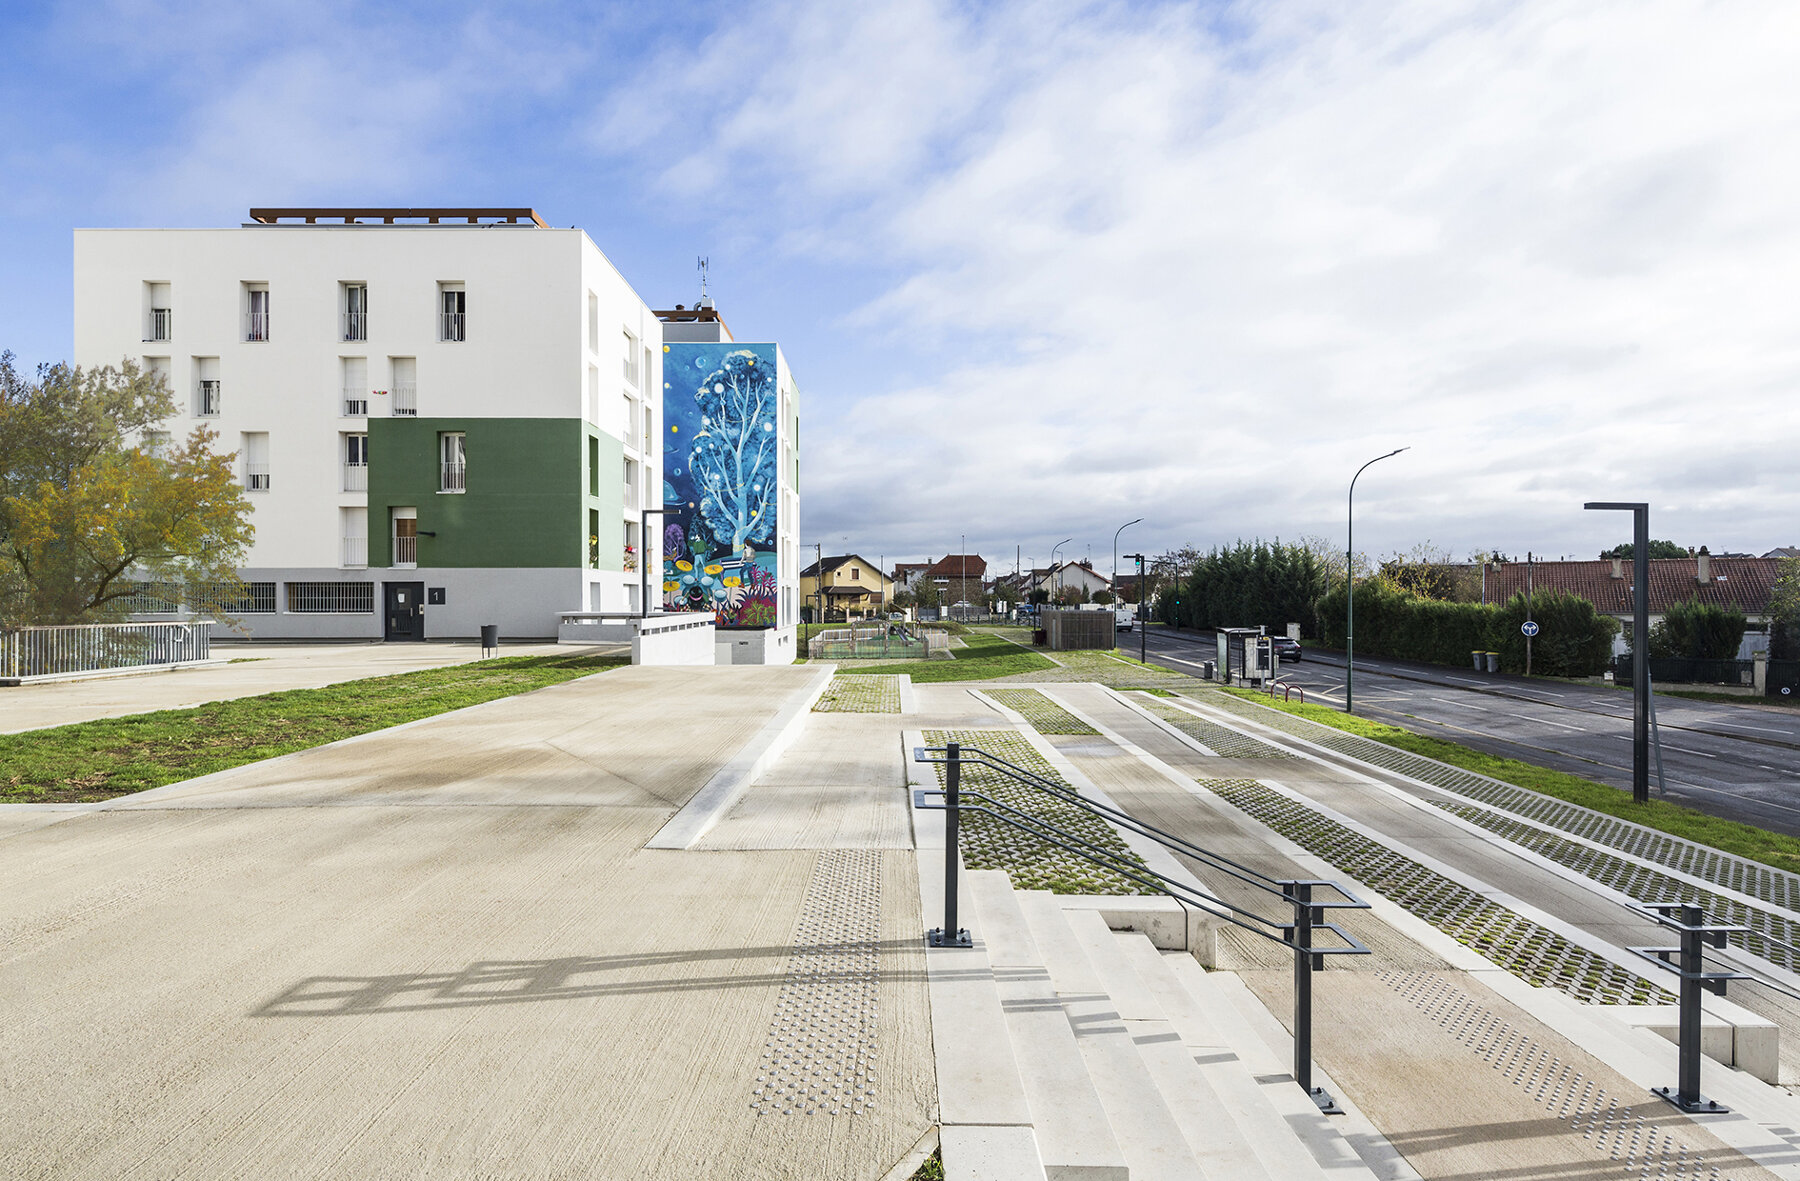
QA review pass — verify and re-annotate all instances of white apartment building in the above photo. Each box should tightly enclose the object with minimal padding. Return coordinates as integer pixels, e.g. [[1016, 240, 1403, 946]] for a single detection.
[[74, 207, 664, 640]]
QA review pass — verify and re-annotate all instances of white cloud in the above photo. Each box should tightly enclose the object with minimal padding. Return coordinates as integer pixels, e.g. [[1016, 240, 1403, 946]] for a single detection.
[[599, 0, 1800, 562]]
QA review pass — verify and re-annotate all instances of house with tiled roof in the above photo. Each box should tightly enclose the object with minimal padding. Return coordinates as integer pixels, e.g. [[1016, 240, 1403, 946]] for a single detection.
[[925, 554, 987, 607], [799, 554, 891, 620], [1481, 550, 1783, 657]]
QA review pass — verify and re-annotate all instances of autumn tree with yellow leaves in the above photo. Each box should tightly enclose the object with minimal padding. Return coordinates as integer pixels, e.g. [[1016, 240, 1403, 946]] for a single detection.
[[0, 353, 253, 625]]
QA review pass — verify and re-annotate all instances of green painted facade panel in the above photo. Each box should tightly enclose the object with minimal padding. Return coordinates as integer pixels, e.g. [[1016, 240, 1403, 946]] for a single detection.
[[367, 417, 623, 570]]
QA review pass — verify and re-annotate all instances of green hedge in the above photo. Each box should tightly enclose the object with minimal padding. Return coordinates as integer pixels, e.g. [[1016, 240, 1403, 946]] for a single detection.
[[1316, 584, 1616, 676]]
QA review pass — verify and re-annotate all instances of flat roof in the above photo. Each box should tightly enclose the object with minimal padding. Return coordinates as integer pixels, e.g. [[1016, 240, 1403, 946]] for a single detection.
[[247, 208, 548, 226]]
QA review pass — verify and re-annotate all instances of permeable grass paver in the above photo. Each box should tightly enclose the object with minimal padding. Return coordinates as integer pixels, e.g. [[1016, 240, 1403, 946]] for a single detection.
[[814, 675, 904, 713], [0, 652, 629, 803], [923, 728, 1153, 895], [1198, 777, 1671, 1006], [1137, 697, 1296, 759], [1204, 686, 1800, 881], [843, 631, 1056, 682], [984, 689, 1098, 735]]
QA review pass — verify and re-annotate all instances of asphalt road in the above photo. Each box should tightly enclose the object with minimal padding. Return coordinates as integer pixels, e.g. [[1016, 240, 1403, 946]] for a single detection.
[[1129, 625, 1800, 837]]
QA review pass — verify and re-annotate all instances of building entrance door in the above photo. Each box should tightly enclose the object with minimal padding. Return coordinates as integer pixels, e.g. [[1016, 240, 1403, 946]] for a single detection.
[[384, 581, 426, 641]]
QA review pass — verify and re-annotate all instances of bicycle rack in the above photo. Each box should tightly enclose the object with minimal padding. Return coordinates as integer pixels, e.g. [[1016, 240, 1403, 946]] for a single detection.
[[914, 740, 1369, 1112]]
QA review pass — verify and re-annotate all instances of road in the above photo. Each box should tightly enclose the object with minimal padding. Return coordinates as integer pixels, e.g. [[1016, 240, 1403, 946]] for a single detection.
[[1129, 625, 1800, 837]]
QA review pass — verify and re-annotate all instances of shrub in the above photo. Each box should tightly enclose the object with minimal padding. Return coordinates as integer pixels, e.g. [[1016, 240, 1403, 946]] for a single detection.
[[1646, 598, 1747, 661], [1315, 584, 1615, 676]]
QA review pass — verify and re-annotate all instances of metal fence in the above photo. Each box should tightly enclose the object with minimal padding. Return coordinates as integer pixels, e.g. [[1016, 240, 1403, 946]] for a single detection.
[[1, 621, 210, 681], [1615, 655, 1755, 687], [807, 623, 952, 660]]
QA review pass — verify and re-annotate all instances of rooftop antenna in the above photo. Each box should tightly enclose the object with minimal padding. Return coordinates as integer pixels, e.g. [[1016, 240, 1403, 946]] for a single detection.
[[697, 257, 713, 309]]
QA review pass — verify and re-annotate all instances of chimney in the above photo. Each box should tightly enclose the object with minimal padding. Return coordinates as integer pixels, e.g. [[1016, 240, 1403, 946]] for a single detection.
[[1697, 546, 1710, 583], [1610, 557, 1623, 579]]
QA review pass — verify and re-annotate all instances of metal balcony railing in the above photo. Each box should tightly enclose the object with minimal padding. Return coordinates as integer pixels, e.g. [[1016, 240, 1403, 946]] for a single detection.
[[441, 462, 465, 492], [2, 622, 209, 682], [342, 387, 368, 416], [914, 740, 1369, 1113], [246, 310, 269, 341], [391, 382, 416, 416], [244, 463, 270, 492], [342, 462, 367, 492], [440, 311, 465, 342], [341, 536, 368, 568], [197, 380, 221, 416], [393, 535, 417, 566], [623, 355, 639, 385], [146, 308, 172, 342], [341, 310, 367, 341]]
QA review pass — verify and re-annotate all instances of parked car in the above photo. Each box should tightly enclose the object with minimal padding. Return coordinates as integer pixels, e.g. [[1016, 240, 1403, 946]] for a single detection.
[[1271, 636, 1302, 663]]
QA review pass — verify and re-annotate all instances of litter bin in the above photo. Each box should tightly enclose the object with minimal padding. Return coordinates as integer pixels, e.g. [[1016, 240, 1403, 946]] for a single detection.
[[1485, 651, 1499, 673], [1033, 628, 1047, 646], [1201, 660, 1216, 680], [1472, 651, 1483, 671], [480, 624, 499, 656]]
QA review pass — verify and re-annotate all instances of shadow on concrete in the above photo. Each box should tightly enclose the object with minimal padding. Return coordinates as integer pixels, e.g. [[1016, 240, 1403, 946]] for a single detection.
[[251, 940, 928, 1017]]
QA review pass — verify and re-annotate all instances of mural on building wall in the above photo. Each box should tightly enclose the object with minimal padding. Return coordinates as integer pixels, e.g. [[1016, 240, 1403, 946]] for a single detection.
[[661, 343, 779, 628]]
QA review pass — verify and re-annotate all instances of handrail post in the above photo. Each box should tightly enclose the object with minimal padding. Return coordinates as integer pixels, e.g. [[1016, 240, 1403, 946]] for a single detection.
[[928, 741, 972, 948], [1286, 881, 1340, 1113], [1677, 902, 1703, 1109]]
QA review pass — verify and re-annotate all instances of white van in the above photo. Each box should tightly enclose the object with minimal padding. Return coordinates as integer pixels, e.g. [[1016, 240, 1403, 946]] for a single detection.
[[1115, 608, 1135, 632]]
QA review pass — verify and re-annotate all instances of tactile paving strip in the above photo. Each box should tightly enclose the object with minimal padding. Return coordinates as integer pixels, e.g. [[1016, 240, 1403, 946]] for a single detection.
[[1384, 971, 1732, 1180], [1200, 777, 1671, 1005], [751, 849, 883, 1116], [1139, 697, 1297, 759], [1202, 690, 1800, 912]]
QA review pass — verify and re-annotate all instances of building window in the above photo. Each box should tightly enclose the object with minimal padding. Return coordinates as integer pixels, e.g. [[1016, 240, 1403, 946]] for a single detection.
[[144, 356, 171, 396], [588, 292, 599, 353], [588, 365, 600, 425], [588, 435, 600, 497], [243, 431, 269, 492], [439, 285, 466, 342], [622, 456, 637, 506], [851, 567, 860, 580], [341, 356, 368, 416], [390, 356, 416, 416], [341, 507, 367, 569], [244, 285, 270, 341], [589, 508, 600, 569], [343, 433, 368, 491], [392, 509, 418, 568], [142, 430, 172, 460], [286, 581, 374, 613], [342, 283, 368, 341], [622, 393, 637, 448], [195, 357, 220, 416], [144, 282, 172, 342], [623, 330, 639, 385], [439, 432, 465, 492]]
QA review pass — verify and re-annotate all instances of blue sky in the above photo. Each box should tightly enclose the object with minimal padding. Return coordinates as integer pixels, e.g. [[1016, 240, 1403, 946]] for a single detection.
[[6, 0, 1798, 575]]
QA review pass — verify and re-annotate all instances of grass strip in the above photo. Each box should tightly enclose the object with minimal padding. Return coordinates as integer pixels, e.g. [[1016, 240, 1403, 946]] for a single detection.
[[840, 631, 1056, 682], [1214, 686, 1800, 874], [1, 652, 629, 803]]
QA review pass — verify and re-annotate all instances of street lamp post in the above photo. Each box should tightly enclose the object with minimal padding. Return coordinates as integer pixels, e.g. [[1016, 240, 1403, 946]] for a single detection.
[[1050, 537, 1072, 608], [1346, 448, 1409, 713], [1113, 518, 1142, 606], [1586, 501, 1651, 804], [639, 508, 672, 618], [1125, 552, 1146, 664]]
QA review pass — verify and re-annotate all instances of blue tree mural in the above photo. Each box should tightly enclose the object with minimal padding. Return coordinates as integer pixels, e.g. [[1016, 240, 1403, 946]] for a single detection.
[[689, 350, 777, 550]]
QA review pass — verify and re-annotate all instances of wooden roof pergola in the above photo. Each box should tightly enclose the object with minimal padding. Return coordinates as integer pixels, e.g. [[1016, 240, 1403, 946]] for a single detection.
[[248, 208, 547, 226]]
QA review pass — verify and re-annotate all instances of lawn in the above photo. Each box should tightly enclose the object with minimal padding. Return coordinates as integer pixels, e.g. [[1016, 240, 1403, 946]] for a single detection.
[[1217, 686, 1800, 873], [838, 630, 1056, 682], [1, 651, 629, 804]]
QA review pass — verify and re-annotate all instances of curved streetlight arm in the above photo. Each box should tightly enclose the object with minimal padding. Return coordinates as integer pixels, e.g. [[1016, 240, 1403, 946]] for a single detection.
[[1346, 447, 1408, 712], [1113, 518, 1143, 596], [1050, 537, 1072, 605]]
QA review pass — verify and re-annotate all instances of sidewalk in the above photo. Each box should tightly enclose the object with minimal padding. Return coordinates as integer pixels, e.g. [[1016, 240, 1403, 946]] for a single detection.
[[0, 640, 619, 734]]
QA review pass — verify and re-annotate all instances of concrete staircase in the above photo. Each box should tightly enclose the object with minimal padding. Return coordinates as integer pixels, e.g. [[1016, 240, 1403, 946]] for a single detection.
[[930, 868, 1391, 1181]]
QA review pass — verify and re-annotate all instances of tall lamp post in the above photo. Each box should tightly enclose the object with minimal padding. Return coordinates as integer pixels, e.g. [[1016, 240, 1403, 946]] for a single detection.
[[1586, 501, 1651, 804], [1113, 518, 1142, 605], [1050, 537, 1072, 608], [639, 507, 672, 618], [1125, 552, 1146, 664], [1345, 448, 1408, 713]]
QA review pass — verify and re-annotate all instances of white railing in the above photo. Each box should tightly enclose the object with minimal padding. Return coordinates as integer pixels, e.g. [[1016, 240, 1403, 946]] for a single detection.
[[245, 464, 270, 492], [394, 535, 417, 566], [342, 463, 367, 492], [342, 387, 368, 416], [341, 536, 367, 568], [146, 308, 172, 342], [440, 311, 465, 341], [246, 311, 269, 341], [441, 462, 465, 492], [341, 311, 367, 341], [623, 355, 639, 385], [391, 382, 416, 416], [623, 480, 637, 505], [1, 621, 210, 682], [197, 380, 221, 416]]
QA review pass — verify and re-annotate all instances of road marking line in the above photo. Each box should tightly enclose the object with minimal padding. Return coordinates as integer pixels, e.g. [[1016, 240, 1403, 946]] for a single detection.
[[1431, 697, 1490, 711], [1527, 715, 1587, 732]]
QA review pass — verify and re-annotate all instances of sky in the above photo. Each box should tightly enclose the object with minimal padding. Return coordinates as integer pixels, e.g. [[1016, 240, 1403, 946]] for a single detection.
[[4, 0, 1797, 578]]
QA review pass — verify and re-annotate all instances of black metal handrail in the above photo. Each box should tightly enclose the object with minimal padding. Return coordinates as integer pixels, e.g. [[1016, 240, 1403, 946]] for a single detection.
[[914, 739, 1369, 1112]]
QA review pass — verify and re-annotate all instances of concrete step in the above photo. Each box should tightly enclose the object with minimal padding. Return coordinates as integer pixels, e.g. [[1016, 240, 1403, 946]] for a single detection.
[[1171, 959, 1381, 1178], [941, 1126, 1046, 1181]]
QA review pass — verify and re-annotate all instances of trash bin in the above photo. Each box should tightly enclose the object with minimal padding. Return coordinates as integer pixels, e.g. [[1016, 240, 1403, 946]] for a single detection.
[[1472, 651, 1484, 671], [1485, 651, 1499, 673], [1032, 628, 1047, 646], [1201, 660, 1216, 680], [480, 624, 499, 655]]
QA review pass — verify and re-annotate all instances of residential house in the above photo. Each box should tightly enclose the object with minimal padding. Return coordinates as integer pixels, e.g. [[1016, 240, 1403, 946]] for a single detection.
[[892, 561, 935, 595], [800, 554, 892, 620], [1043, 559, 1112, 603], [925, 554, 987, 608]]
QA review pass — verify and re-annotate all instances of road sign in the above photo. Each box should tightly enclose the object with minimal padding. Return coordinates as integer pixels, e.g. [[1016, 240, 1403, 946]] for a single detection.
[[1521, 620, 1540, 637]]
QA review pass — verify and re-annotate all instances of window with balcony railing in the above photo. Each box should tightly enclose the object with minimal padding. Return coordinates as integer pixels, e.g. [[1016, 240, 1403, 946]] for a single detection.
[[245, 287, 270, 341], [342, 462, 367, 492], [393, 534, 417, 567], [341, 311, 367, 341], [439, 287, 466, 342], [197, 380, 221, 416], [341, 536, 368, 568], [440, 431, 465, 492], [245, 463, 270, 492], [391, 382, 416, 416], [441, 462, 466, 492], [342, 283, 367, 341], [342, 386, 367, 416], [146, 308, 172, 342]]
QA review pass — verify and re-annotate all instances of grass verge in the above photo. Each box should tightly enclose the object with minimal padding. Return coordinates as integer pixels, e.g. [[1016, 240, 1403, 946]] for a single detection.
[[838, 631, 1055, 682], [1, 652, 629, 804], [1217, 686, 1800, 873]]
